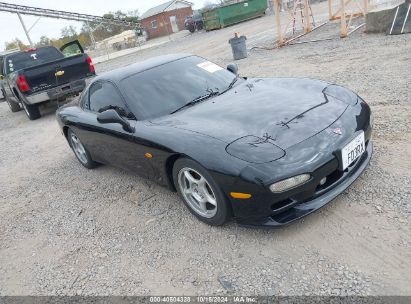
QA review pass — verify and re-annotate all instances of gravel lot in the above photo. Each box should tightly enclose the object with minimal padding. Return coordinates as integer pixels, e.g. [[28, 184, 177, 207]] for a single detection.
[[0, 3, 410, 296]]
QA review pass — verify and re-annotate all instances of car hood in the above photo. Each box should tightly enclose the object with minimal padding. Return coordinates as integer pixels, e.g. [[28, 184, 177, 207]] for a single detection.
[[152, 78, 350, 150]]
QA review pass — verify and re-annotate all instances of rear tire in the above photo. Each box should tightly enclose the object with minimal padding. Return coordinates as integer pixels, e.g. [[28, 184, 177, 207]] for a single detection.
[[5, 95, 21, 112], [67, 128, 97, 169], [173, 158, 231, 226], [21, 101, 41, 120]]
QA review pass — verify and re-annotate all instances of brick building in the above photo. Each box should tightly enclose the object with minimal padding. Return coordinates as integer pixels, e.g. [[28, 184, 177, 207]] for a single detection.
[[140, 0, 193, 39]]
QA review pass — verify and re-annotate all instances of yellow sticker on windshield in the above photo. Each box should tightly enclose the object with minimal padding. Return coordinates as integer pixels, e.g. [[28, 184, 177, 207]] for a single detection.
[[197, 61, 223, 73]]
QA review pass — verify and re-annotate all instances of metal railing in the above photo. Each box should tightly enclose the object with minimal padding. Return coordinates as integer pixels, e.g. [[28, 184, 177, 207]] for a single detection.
[[0, 2, 140, 27]]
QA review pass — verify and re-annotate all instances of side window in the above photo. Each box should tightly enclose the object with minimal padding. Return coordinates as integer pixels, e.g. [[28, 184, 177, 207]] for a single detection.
[[61, 42, 83, 57], [61, 44, 81, 57], [89, 81, 134, 119]]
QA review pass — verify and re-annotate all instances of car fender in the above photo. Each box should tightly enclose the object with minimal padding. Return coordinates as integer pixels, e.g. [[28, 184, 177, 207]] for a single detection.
[[138, 122, 250, 193]]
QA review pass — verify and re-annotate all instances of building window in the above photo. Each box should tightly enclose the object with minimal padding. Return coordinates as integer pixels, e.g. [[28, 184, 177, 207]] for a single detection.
[[151, 20, 158, 29]]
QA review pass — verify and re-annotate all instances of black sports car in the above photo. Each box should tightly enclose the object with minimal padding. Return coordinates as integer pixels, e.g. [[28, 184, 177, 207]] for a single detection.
[[56, 54, 373, 227]]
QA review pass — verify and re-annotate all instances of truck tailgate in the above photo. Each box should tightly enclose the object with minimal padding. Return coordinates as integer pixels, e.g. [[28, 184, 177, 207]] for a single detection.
[[22, 54, 93, 94]]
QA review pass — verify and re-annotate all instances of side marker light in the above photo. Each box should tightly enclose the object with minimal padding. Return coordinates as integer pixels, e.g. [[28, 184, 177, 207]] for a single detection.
[[230, 192, 252, 199]]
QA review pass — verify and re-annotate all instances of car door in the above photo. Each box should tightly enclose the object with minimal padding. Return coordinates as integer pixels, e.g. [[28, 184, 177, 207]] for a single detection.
[[169, 16, 179, 32], [75, 80, 154, 178]]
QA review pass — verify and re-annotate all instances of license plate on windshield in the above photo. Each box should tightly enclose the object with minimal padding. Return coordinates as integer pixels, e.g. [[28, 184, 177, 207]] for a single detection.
[[341, 131, 365, 170]]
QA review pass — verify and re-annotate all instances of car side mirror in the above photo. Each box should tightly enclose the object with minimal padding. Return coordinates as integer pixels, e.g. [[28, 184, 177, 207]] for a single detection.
[[97, 109, 135, 133], [227, 63, 238, 75]]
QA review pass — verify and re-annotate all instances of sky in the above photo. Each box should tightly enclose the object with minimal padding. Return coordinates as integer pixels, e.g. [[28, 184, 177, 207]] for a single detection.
[[0, 0, 213, 51]]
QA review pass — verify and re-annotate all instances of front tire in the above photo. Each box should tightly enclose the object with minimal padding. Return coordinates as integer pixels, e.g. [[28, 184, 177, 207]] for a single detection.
[[21, 101, 41, 120], [67, 128, 97, 169], [173, 158, 231, 226]]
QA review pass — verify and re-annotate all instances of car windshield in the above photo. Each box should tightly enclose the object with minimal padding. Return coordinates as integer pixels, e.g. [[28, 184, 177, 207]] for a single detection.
[[5, 47, 64, 74], [120, 56, 238, 120]]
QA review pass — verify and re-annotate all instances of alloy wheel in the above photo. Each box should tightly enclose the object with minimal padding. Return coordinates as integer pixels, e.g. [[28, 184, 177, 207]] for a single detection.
[[178, 167, 218, 218], [70, 133, 88, 164]]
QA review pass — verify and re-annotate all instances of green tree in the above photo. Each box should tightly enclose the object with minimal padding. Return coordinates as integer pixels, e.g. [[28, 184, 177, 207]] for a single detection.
[[61, 25, 78, 38], [127, 9, 140, 18], [77, 33, 91, 48], [4, 38, 28, 51], [36, 36, 51, 47]]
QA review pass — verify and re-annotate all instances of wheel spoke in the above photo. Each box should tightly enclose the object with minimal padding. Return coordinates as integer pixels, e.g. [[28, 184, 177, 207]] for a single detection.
[[78, 144, 86, 154], [198, 200, 208, 213], [204, 192, 217, 206], [198, 181, 216, 206], [198, 177, 208, 190], [184, 170, 198, 185]]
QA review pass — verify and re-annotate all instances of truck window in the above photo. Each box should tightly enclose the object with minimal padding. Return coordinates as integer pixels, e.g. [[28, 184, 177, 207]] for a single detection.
[[61, 43, 82, 57], [5, 47, 64, 74]]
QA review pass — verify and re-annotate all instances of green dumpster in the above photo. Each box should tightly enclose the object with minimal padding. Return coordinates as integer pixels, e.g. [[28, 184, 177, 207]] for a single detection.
[[202, 0, 268, 31]]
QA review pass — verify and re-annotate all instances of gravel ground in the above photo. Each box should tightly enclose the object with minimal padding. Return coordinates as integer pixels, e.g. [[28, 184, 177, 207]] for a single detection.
[[0, 2, 410, 296]]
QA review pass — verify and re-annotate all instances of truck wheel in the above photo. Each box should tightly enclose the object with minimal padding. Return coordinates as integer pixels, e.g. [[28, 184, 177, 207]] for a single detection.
[[21, 101, 41, 120], [5, 95, 21, 112]]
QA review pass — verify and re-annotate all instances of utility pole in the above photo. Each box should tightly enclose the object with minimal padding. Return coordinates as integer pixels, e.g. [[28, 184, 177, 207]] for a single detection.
[[17, 12, 33, 47], [340, 0, 347, 37], [273, 0, 284, 46], [303, 0, 312, 32]]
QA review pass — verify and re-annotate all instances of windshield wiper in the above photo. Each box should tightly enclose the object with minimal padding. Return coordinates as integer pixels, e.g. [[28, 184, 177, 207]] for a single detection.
[[170, 91, 219, 114], [220, 77, 238, 95]]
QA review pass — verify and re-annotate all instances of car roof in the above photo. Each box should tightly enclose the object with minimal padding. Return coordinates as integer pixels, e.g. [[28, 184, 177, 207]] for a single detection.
[[94, 53, 193, 83]]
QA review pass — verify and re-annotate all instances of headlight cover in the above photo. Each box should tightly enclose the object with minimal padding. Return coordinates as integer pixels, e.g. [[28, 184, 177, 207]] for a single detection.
[[269, 174, 311, 193]]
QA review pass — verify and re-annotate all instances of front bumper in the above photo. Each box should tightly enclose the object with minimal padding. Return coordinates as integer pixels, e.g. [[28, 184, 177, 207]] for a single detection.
[[25, 79, 86, 104], [236, 141, 373, 227]]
